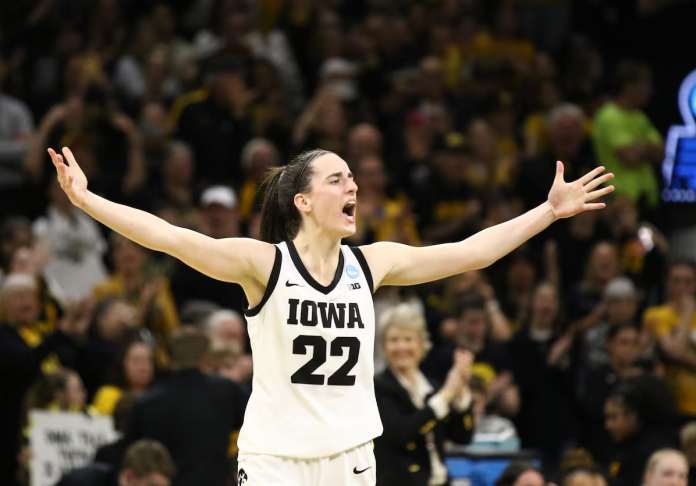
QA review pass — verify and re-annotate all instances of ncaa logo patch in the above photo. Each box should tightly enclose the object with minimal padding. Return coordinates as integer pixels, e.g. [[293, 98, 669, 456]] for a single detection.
[[346, 265, 360, 279]]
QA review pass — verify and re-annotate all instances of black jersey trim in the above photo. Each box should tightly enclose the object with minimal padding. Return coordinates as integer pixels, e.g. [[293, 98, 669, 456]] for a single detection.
[[286, 239, 344, 295], [244, 246, 282, 317], [349, 247, 374, 294]]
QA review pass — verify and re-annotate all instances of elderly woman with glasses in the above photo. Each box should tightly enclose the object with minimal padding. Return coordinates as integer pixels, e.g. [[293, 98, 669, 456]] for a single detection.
[[374, 303, 474, 486]]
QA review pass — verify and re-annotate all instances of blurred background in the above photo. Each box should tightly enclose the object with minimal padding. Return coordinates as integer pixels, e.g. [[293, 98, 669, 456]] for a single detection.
[[2, 0, 696, 486]]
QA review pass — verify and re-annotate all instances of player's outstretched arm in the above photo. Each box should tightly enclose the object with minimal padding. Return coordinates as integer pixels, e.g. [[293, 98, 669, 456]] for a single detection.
[[361, 162, 614, 288], [47, 147, 274, 289]]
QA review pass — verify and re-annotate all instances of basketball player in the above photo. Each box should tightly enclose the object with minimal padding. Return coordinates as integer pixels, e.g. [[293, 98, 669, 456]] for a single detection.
[[47, 147, 613, 485]]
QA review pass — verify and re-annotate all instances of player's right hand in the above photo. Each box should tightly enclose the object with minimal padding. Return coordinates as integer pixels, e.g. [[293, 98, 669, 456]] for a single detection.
[[48, 147, 88, 208]]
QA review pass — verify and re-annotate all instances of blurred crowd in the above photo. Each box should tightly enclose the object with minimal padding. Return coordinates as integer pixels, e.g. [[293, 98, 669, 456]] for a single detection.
[[2, 0, 696, 485]]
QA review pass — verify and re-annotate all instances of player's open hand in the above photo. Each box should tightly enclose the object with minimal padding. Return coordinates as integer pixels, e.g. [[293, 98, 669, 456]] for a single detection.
[[48, 147, 88, 208], [547, 162, 615, 219]]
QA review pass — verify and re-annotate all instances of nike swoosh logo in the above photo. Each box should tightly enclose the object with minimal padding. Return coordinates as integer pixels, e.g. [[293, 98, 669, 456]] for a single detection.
[[285, 280, 303, 287], [353, 467, 372, 475]]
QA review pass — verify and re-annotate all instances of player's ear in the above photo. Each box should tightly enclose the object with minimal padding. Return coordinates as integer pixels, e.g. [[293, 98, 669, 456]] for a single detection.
[[294, 193, 311, 214]]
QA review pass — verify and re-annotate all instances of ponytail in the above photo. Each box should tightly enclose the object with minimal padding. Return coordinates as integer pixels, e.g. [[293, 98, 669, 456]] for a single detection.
[[259, 149, 331, 243]]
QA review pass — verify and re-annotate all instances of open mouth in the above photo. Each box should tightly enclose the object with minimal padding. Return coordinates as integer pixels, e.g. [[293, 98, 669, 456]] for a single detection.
[[342, 201, 356, 223]]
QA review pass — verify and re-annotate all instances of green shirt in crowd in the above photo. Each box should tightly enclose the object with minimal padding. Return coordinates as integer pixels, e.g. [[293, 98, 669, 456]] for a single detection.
[[593, 102, 663, 206]]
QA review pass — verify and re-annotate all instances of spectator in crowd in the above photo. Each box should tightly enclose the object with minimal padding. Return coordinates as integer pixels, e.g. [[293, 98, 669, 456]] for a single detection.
[[348, 154, 420, 246], [0, 274, 90, 486], [680, 423, 696, 486], [495, 463, 546, 486], [26, 367, 88, 412], [644, 261, 696, 421], [203, 309, 251, 385], [33, 178, 109, 303], [467, 374, 520, 451], [0, 61, 35, 216], [577, 323, 647, 466], [441, 270, 513, 343], [237, 138, 280, 235], [112, 18, 181, 109], [169, 186, 246, 314], [145, 140, 198, 228], [562, 469, 608, 486], [508, 282, 576, 470], [592, 62, 664, 209], [124, 327, 248, 486], [642, 449, 689, 486], [0, 217, 33, 274], [80, 297, 138, 397], [423, 293, 520, 419], [94, 392, 140, 467], [567, 242, 620, 328], [581, 277, 639, 369], [92, 332, 155, 415], [414, 134, 483, 245], [170, 57, 253, 186], [516, 103, 597, 212], [374, 303, 473, 486], [606, 196, 668, 295], [95, 234, 179, 347], [605, 376, 680, 486], [347, 123, 383, 163], [57, 439, 176, 486]]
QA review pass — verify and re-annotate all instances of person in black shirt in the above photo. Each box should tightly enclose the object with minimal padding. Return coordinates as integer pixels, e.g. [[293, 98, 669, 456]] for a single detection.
[[94, 392, 140, 467], [508, 282, 576, 471], [605, 376, 680, 486], [577, 323, 649, 466], [123, 327, 248, 486], [172, 57, 253, 187]]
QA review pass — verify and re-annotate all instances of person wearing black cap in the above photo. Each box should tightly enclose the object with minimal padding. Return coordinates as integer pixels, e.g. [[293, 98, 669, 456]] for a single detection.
[[170, 55, 253, 186]]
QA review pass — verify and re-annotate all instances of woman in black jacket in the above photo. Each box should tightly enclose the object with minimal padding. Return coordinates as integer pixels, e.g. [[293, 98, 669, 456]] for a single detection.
[[374, 303, 474, 486]]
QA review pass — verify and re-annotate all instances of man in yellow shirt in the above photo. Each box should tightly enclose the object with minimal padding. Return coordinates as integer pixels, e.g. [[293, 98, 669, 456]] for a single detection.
[[643, 261, 696, 418]]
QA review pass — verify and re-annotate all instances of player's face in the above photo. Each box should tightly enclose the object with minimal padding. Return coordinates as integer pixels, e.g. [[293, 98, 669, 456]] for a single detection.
[[302, 154, 358, 239], [383, 325, 423, 373]]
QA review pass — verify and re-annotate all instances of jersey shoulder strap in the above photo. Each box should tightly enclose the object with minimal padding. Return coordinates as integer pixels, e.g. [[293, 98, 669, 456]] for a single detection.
[[348, 246, 374, 294], [244, 245, 282, 318]]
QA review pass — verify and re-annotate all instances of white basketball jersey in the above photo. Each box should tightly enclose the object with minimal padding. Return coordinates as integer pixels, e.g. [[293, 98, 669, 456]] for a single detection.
[[237, 241, 383, 459]]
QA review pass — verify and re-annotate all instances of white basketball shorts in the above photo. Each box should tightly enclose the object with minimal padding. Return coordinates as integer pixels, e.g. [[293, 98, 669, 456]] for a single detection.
[[237, 441, 376, 486]]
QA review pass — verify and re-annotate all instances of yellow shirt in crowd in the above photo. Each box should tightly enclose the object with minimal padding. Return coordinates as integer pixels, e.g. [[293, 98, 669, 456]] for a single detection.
[[92, 385, 123, 416], [643, 304, 696, 416]]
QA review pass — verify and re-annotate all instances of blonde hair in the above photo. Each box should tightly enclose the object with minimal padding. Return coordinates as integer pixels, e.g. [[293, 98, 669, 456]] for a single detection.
[[681, 422, 696, 449], [644, 449, 688, 477], [379, 303, 432, 355]]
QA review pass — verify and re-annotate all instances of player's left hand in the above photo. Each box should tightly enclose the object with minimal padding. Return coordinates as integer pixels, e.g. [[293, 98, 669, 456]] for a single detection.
[[547, 162, 615, 219]]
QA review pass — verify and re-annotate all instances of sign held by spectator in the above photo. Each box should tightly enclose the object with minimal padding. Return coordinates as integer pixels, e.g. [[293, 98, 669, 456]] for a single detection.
[[29, 410, 117, 486]]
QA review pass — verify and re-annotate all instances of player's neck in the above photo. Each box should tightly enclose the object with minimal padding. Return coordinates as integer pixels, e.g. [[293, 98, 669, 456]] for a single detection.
[[292, 232, 342, 286]]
